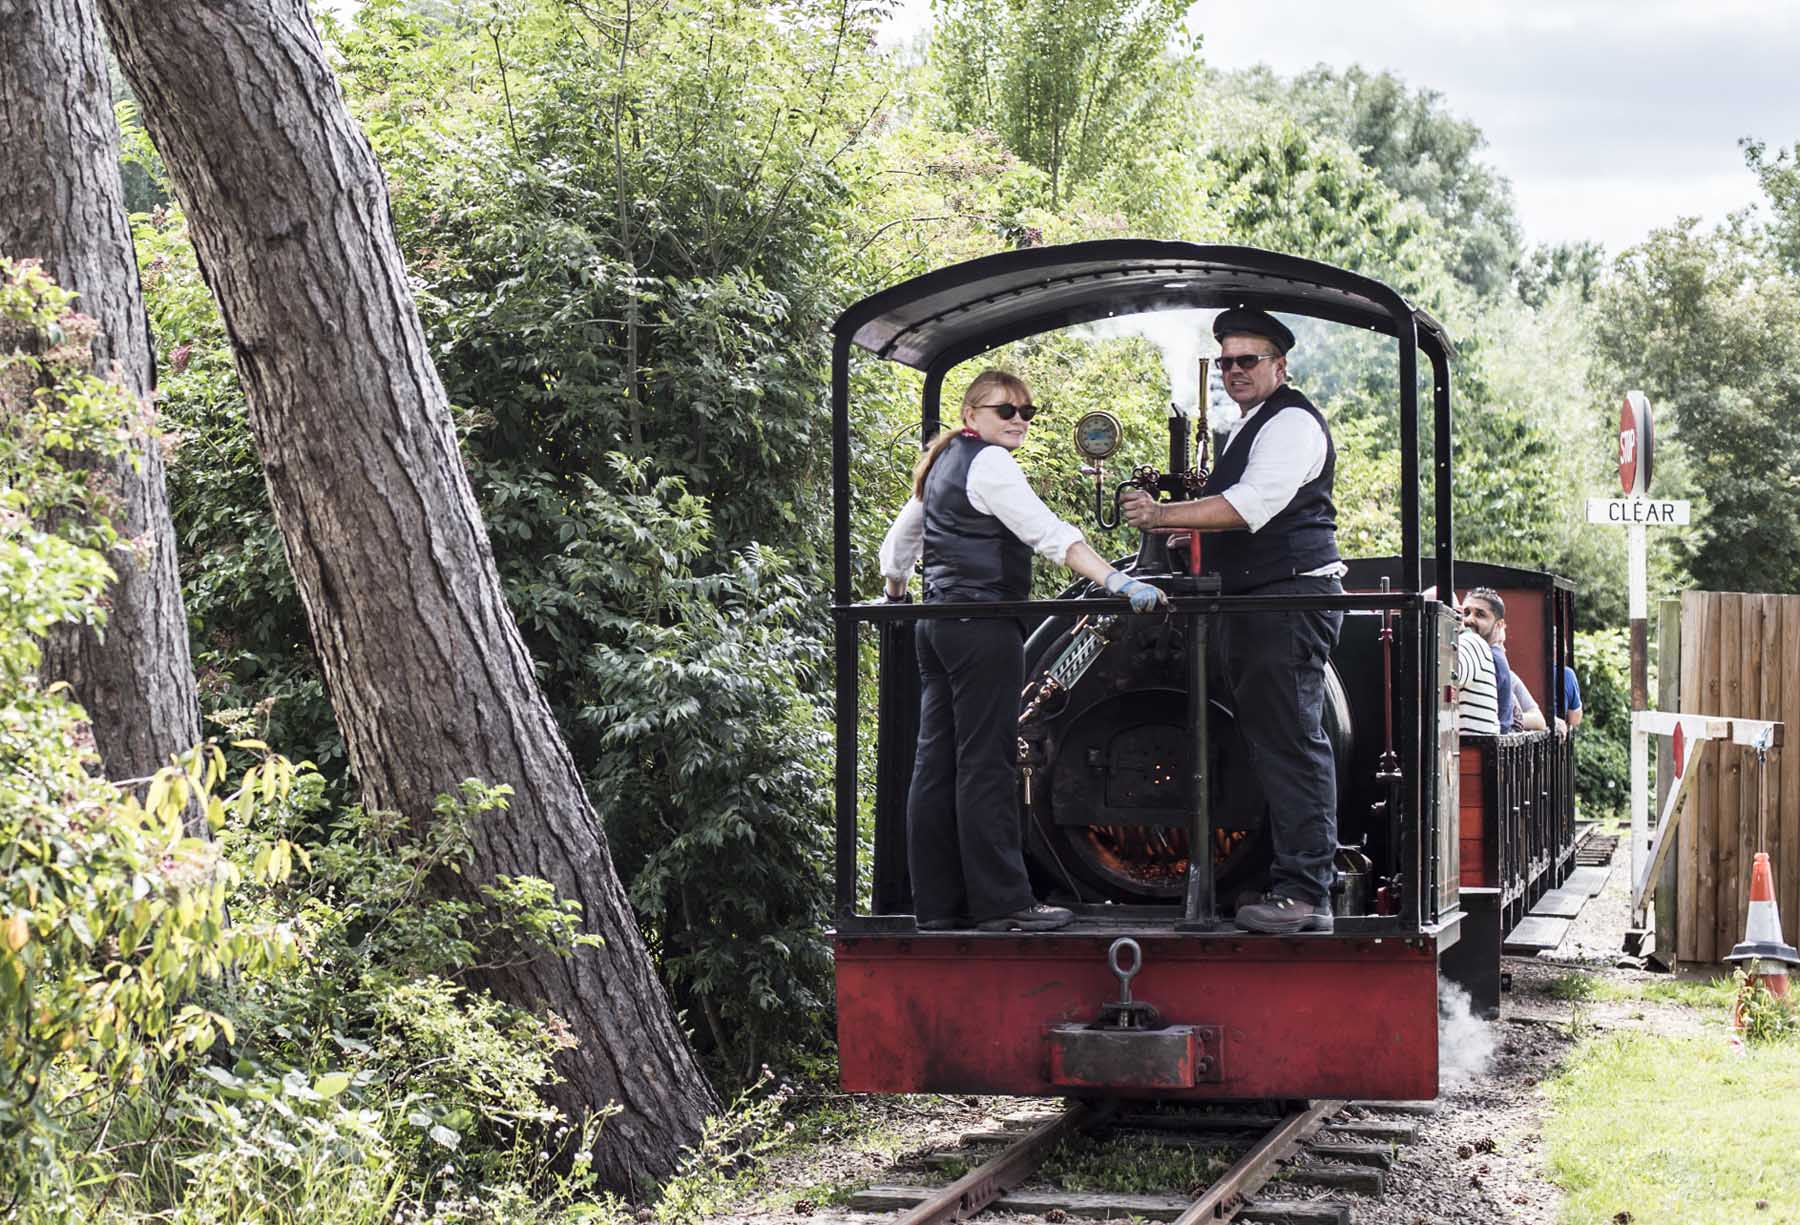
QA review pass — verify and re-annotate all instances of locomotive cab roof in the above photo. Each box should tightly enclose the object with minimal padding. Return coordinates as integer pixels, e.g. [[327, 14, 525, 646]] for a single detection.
[[831, 238, 1454, 372], [828, 239, 1458, 597]]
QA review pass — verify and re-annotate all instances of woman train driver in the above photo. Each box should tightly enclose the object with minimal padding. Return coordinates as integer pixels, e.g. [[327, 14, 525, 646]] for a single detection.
[[878, 369, 1168, 933]]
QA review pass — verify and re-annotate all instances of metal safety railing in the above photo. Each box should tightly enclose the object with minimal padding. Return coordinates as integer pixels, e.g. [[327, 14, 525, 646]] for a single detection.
[[840, 590, 1448, 935], [1460, 731, 1576, 930]]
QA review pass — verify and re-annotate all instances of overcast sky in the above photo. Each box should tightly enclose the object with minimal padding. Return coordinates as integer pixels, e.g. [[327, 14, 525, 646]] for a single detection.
[[885, 0, 1800, 254]]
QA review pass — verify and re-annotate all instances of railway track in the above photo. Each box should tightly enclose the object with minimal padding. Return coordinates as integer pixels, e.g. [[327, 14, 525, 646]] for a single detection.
[[843, 1097, 1434, 1224], [1572, 825, 1620, 867]]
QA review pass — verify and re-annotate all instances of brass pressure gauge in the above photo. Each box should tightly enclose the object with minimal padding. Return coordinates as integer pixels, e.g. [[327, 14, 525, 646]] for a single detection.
[[1073, 410, 1124, 462]]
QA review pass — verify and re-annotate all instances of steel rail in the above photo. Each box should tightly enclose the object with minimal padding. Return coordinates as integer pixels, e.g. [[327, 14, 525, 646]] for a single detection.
[[894, 1101, 1096, 1225], [1171, 1099, 1346, 1224]]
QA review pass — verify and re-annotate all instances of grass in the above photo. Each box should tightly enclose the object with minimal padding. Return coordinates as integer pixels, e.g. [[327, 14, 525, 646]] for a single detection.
[[1039, 1135, 1232, 1194], [1544, 1029, 1800, 1224], [1544, 970, 1737, 1010]]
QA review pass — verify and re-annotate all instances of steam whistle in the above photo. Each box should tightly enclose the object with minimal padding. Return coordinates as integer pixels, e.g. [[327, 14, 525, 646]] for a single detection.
[[1167, 397, 1188, 476]]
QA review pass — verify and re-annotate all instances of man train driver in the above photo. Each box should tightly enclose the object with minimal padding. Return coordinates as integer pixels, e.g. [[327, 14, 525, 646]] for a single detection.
[[1120, 308, 1345, 935]]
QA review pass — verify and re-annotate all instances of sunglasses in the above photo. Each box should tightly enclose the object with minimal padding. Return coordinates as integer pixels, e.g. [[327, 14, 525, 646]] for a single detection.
[[1216, 353, 1281, 371], [976, 401, 1040, 421]]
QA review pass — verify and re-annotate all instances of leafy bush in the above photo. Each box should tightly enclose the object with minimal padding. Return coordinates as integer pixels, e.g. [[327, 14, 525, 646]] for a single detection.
[[1573, 626, 1631, 822], [14, 748, 804, 1223], [0, 257, 249, 1168], [13, 752, 634, 1222], [0, 259, 630, 1222], [1734, 969, 1800, 1045], [0, 259, 293, 1208], [126, 772, 621, 1222], [552, 459, 834, 1082]]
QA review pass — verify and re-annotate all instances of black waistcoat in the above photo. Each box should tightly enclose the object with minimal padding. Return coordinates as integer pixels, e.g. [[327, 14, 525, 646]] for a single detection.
[[922, 432, 1033, 603], [1200, 385, 1340, 595]]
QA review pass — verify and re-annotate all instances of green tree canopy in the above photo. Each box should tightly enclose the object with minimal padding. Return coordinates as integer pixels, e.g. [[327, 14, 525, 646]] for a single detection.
[[1293, 65, 1521, 297], [930, 0, 1194, 205], [1745, 137, 1800, 276]]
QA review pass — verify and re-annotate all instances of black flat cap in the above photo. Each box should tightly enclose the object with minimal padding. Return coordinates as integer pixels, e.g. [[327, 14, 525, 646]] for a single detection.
[[1213, 307, 1295, 354]]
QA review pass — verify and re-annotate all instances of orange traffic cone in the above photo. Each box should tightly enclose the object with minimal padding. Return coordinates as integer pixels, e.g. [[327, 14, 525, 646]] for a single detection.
[[1725, 852, 1800, 1027]]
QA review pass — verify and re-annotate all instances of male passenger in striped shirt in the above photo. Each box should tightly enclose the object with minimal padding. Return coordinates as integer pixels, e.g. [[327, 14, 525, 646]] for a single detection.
[[1453, 598, 1501, 736], [1121, 308, 1344, 935]]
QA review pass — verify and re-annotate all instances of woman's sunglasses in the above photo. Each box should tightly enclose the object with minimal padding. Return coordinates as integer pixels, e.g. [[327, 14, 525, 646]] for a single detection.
[[976, 401, 1040, 421]]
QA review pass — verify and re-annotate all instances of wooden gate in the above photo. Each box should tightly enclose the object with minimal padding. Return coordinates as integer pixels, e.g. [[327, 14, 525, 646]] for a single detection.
[[1665, 591, 1800, 963]]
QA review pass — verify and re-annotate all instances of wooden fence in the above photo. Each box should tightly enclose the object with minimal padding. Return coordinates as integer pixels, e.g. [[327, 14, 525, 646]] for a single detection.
[[1663, 591, 1800, 964]]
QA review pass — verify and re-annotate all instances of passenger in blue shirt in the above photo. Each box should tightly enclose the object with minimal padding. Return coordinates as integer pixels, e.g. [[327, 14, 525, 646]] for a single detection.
[[1563, 666, 1583, 732], [1491, 633, 1514, 731]]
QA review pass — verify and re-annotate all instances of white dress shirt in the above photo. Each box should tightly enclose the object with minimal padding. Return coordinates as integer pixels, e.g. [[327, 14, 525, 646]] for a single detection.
[[1217, 396, 1347, 578], [879, 444, 1084, 582]]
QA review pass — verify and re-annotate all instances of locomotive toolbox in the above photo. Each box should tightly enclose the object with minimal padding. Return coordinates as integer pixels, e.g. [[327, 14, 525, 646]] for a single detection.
[[827, 241, 1578, 1103]]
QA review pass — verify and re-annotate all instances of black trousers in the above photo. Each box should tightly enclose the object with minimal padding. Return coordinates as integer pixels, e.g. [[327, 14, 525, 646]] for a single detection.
[[1213, 574, 1345, 906], [906, 618, 1036, 924]]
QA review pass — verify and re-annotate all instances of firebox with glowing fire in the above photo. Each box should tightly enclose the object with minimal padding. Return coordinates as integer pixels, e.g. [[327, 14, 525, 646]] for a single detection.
[[1019, 614, 1351, 905]]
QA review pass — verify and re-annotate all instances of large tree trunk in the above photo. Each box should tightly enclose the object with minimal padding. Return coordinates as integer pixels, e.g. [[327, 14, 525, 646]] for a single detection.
[[0, 0, 201, 792], [97, 0, 717, 1191]]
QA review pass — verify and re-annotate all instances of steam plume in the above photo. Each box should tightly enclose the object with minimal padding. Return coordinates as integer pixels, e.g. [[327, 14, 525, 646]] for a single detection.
[[1072, 308, 1233, 432]]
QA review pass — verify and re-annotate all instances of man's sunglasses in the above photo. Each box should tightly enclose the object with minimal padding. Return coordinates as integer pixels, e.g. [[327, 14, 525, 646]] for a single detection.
[[1216, 353, 1281, 371], [976, 401, 1040, 421]]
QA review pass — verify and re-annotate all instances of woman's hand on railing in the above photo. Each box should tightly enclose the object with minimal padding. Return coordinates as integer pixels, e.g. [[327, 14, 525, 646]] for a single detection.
[[1104, 570, 1168, 613]]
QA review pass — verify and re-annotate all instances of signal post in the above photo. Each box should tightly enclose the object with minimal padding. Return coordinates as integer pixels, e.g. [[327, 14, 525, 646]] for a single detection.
[[1586, 392, 1782, 949]]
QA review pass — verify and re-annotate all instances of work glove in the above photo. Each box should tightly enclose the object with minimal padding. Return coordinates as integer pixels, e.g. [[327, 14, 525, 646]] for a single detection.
[[1104, 569, 1168, 613]]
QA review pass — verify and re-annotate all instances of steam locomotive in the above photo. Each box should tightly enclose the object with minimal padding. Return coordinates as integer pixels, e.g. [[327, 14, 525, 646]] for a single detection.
[[827, 241, 1577, 1102]]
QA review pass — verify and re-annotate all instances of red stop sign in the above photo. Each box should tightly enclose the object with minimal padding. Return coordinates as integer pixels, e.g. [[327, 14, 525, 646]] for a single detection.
[[1619, 391, 1653, 495]]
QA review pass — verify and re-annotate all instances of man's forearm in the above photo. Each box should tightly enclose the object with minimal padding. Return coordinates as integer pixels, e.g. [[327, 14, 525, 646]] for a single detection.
[[1141, 494, 1249, 532]]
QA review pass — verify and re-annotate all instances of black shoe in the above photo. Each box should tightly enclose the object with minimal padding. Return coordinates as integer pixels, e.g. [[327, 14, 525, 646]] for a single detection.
[[976, 903, 1074, 932], [1235, 894, 1334, 934], [917, 916, 969, 931]]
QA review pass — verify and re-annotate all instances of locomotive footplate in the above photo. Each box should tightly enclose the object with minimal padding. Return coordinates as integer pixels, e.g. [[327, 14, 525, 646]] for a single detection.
[[1046, 939, 1224, 1089]]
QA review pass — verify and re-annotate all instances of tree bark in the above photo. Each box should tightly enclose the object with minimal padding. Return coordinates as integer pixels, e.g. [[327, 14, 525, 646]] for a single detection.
[[97, 0, 717, 1191], [0, 0, 201, 795]]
